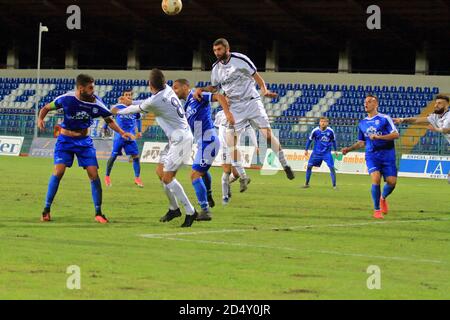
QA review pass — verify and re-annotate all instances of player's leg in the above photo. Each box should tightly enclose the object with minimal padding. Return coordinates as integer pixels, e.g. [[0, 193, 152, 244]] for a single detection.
[[124, 140, 143, 187], [325, 153, 337, 188], [162, 135, 198, 227], [85, 165, 108, 223], [105, 138, 123, 186], [42, 164, 67, 221], [222, 164, 232, 205], [370, 171, 383, 219], [202, 171, 214, 207], [42, 138, 75, 221], [380, 161, 398, 215], [157, 162, 181, 222], [227, 128, 251, 192]]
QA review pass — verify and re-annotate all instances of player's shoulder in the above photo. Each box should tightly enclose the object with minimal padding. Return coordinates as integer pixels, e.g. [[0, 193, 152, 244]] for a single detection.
[[230, 52, 255, 66], [111, 104, 126, 110], [55, 91, 74, 102], [327, 127, 335, 133], [311, 126, 320, 133]]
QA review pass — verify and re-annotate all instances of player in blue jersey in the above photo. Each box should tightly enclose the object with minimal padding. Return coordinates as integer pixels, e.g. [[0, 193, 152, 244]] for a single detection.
[[172, 78, 234, 221], [104, 89, 144, 188], [342, 95, 399, 219], [37, 74, 135, 223], [303, 117, 337, 189]]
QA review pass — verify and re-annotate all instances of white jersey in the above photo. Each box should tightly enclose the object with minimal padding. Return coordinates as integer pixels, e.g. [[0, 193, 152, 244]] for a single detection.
[[211, 52, 260, 104], [428, 110, 450, 144], [214, 110, 228, 127], [134, 86, 189, 140]]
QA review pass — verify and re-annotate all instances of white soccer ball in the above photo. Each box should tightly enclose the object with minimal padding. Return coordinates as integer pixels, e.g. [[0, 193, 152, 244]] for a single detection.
[[161, 0, 183, 16]]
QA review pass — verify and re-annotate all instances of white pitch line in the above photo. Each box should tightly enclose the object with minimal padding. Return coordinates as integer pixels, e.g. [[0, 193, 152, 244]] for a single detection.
[[148, 236, 444, 265], [139, 218, 450, 238]]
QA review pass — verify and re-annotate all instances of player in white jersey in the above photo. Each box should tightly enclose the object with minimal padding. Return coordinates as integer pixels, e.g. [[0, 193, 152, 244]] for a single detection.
[[394, 94, 450, 144], [214, 110, 258, 204], [194, 38, 295, 191], [116, 69, 198, 227]]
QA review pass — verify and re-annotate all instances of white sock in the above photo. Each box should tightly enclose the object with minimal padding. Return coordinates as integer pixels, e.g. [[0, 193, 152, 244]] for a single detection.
[[232, 161, 247, 178], [277, 150, 288, 168], [161, 181, 178, 210], [166, 179, 195, 215], [222, 172, 230, 199]]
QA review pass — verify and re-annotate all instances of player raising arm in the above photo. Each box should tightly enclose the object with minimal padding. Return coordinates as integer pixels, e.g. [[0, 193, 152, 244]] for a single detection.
[[394, 94, 450, 143], [38, 74, 135, 223], [342, 95, 399, 219]]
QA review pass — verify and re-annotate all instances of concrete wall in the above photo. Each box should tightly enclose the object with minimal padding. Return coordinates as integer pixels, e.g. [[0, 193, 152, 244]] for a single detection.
[[1, 69, 449, 92]]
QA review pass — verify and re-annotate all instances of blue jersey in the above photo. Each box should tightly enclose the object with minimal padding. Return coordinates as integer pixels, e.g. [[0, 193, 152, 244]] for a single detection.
[[112, 104, 141, 139], [183, 90, 215, 141], [52, 92, 111, 130], [306, 127, 337, 155], [358, 113, 398, 153]]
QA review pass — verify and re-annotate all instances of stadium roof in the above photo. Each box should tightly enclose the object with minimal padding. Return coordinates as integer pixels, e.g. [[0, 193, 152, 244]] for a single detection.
[[0, 0, 449, 72]]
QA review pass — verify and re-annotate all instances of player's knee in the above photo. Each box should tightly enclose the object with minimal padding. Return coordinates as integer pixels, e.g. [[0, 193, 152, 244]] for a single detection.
[[191, 170, 202, 181]]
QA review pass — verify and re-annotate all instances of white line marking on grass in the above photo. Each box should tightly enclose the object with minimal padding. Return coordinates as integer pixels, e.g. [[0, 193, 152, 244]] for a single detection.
[[147, 236, 444, 265], [140, 218, 450, 238]]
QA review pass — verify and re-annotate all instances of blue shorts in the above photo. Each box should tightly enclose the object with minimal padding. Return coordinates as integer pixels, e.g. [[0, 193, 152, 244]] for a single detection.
[[54, 134, 98, 168], [366, 149, 397, 179], [112, 137, 139, 156], [192, 135, 220, 173], [308, 152, 334, 168]]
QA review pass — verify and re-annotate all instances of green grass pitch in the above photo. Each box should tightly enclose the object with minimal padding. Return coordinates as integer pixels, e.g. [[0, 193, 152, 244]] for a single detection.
[[0, 156, 449, 299]]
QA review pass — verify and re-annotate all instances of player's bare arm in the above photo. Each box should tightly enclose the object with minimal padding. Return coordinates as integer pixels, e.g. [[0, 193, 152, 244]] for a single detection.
[[212, 93, 235, 125], [393, 117, 429, 125], [253, 72, 277, 98], [193, 85, 218, 101], [428, 125, 450, 134], [37, 103, 55, 131], [342, 140, 365, 155], [104, 117, 135, 140], [369, 131, 400, 141]]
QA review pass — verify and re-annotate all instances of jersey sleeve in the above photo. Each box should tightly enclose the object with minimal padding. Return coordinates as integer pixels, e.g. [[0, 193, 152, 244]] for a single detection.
[[236, 53, 257, 76], [427, 114, 438, 128], [138, 97, 156, 113], [211, 66, 220, 87], [384, 115, 398, 133], [48, 95, 66, 110], [202, 92, 214, 103], [358, 127, 366, 141], [96, 101, 113, 118]]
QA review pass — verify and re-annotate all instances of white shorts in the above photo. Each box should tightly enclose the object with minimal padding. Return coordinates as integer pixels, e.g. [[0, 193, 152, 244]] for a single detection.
[[230, 98, 270, 133], [218, 123, 256, 165], [159, 129, 193, 172]]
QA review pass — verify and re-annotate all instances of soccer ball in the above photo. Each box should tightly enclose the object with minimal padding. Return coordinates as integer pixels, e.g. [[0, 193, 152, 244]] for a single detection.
[[161, 0, 183, 15]]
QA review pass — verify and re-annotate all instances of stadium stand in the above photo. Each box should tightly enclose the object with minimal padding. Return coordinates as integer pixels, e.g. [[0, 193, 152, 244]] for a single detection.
[[0, 77, 447, 155]]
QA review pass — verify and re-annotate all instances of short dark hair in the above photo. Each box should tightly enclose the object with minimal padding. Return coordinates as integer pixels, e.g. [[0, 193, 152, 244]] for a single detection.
[[149, 69, 165, 91], [123, 88, 133, 94], [366, 94, 379, 102], [76, 74, 94, 87], [436, 94, 449, 103], [174, 79, 190, 87], [213, 38, 230, 49], [320, 116, 329, 121]]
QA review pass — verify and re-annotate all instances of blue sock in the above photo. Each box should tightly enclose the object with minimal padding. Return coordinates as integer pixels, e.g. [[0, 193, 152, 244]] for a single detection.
[[382, 184, 395, 199], [371, 184, 381, 210], [192, 178, 208, 210], [132, 157, 141, 177], [330, 167, 337, 187], [202, 172, 212, 194], [90, 177, 103, 215], [305, 166, 312, 185], [45, 175, 61, 209], [106, 155, 117, 176]]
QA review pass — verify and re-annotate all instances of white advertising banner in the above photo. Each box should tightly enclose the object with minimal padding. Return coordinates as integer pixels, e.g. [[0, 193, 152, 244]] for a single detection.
[[0, 136, 24, 156]]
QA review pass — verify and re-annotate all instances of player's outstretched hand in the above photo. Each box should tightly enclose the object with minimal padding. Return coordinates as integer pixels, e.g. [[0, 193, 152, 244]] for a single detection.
[[193, 88, 203, 101], [427, 124, 438, 132], [341, 147, 350, 155], [122, 132, 136, 141], [393, 118, 403, 124], [369, 134, 378, 140], [38, 119, 45, 131], [304, 150, 309, 156], [262, 90, 278, 98], [136, 132, 142, 139]]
